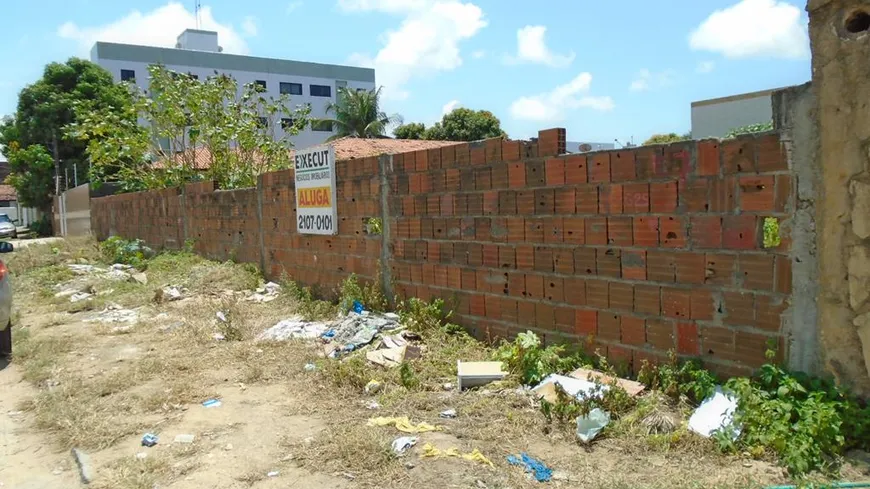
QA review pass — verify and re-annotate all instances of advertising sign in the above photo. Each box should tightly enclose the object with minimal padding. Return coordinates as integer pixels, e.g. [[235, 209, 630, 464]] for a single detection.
[[294, 144, 337, 235]]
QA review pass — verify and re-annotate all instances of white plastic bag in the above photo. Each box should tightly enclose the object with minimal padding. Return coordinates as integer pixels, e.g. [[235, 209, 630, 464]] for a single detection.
[[575, 408, 610, 443]]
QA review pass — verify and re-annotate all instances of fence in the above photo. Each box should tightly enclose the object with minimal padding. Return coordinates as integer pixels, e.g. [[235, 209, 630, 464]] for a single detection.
[[91, 126, 803, 379]]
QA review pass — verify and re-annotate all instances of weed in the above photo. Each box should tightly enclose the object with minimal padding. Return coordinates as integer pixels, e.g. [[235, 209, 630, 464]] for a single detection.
[[338, 273, 387, 313], [320, 354, 377, 391], [398, 297, 451, 334], [283, 279, 338, 320], [399, 362, 420, 390], [637, 352, 717, 404], [493, 330, 591, 386], [100, 236, 153, 268]]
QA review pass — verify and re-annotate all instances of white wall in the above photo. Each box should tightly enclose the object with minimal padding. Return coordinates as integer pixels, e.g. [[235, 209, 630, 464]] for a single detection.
[[691, 94, 773, 139], [96, 58, 375, 149]]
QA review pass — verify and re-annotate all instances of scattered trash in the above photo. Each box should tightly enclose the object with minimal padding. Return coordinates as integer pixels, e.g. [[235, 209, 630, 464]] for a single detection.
[[391, 436, 418, 456], [439, 409, 457, 419], [68, 264, 103, 275], [304, 363, 317, 372], [575, 408, 611, 443], [368, 417, 442, 433], [266, 471, 280, 478], [532, 374, 608, 404], [457, 361, 507, 390], [321, 329, 337, 340], [332, 312, 401, 350], [476, 480, 488, 489], [257, 319, 329, 341], [353, 301, 365, 314], [420, 444, 493, 466], [507, 453, 552, 483], [366, 345, 421, 368], [224, 443, 233, 451], [71, 448, 94, 484], [141, 433, 158, 447], [173, 434, 195, 444], [135, 452, 148, 460], [213, 333, 226, 341], [442, 383, 455, 391], [364, 380, 383, 395], [568, 367, 646, 396], [131, 272, 148, 285], [365, 400, 381, 410], [688, 387, 740, 439], [70, 292, 93, 303], [380, 334, 408, 349], [246, 282, 281, 303], [215, 311, 228, 322], [85, 305, 139, 324], [202, 399, 222, 408], [111, 263, 133, 271]]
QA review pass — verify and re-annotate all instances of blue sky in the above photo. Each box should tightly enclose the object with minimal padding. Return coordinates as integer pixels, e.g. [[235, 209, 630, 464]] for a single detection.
[[0, 0, 811, 143]]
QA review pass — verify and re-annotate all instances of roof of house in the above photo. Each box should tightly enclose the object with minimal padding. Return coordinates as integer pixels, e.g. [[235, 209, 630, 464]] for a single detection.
[[154, 137, 460, 170], [0, 185, 18, 201]]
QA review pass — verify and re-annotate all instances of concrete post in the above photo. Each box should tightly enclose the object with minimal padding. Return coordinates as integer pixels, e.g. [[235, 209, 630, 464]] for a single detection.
[[807, 0, 870, 395], [378, 154, 395, 306]]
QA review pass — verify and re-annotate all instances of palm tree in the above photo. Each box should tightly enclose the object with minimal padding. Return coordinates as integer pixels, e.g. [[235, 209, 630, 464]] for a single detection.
[[318, 87, 401, 141]]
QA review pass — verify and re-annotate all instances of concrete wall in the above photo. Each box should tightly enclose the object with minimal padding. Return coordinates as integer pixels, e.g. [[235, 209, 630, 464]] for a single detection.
[[806, 0, 870, 396], [691, 91, 775, 139], [54, 183, 93, 237], [92, 128, 801, 379]]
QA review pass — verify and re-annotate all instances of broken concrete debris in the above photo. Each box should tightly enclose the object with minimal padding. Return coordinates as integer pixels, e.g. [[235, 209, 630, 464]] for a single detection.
[[173, 434, 195, 444], [365, 345, 422, 368], [245, 282, 281, 303], [84, 305, 139, 324], [71, 448, 94, 485], [456, 361, 507, 390]]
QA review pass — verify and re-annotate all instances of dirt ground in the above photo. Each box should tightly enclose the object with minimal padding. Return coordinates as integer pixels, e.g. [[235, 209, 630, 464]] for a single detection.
[[0, 238, 866, 489]]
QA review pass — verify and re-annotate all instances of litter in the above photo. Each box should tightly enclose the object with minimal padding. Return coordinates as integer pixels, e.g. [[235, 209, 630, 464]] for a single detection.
[[457, 361, 507, 390], [507, 453, 552, 483], [173, 434, 195, 444], [215, 311, 227, 322], [70, 292, 92, 303], [141, 433, 158, 447], [568, 367, 646, 396], [111, 263, 133, 271], [68, 264, 104, 275], [366, 345, 421, 368], [202, 399, 222, 408], [213, 333, 226, 341], [391, 436, 418, 456], [439, 409, 457, 419], [575, 408, 610, 443], [332, 312, 401, 349], [381, 334, 408, 349], [364, 380, 383, 394], [266, 471, 280, 478], [130, 272, 148, 285], [246, 282, 281, 303], [353, 301, 365, 314], [366, 400, 381, 410], [162, 286, 185, 302], [257, 319, 329, 341], [321, 329, 337, 339], [84, 306, 139, 324], [420, 444, 493, 467], [367, 417, 443, 433], [532, 374, 608, 404], [688, 386, 740, 439], [304, 363, 317, 372]]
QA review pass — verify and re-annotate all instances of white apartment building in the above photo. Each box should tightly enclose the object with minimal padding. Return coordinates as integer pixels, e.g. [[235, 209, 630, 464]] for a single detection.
[[90, 29, 376, 149]]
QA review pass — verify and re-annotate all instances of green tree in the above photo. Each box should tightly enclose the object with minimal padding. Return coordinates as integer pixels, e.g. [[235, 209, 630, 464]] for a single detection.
[[2, 142, 55, 213], [319, 87, 400, 140], [70, 65, 311, 191], [643, 133, 690, 146], [0, 58, 130, 208], [393, 122, 426, 140], [427, 108, 505, 141], [725, 121, 773, 138]]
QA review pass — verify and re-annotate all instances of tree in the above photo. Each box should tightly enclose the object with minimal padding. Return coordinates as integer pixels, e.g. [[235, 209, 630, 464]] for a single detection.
[[643, 133, 690, 146], [0, 58, 130, 210], [725, 121, 773, 138], [70, 65, 311, 191], [393, 122, 426, 140], [319, 87, 400, 140], [396, 108, 506, 142]]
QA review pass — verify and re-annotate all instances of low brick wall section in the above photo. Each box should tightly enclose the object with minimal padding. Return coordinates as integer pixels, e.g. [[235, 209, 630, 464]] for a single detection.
[[91, 128, 796, 377]]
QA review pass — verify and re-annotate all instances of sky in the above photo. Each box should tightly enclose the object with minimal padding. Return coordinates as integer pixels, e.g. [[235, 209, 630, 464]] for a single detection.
[[0, 0, 812, 144]]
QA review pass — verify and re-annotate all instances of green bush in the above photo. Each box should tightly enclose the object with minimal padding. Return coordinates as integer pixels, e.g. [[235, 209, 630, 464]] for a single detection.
[[493, 331, 591, 386], [338, 273, 387, 313], [30, 215, 53, 237], [99, 236, 153, 268], [637, 352, 717, 404]]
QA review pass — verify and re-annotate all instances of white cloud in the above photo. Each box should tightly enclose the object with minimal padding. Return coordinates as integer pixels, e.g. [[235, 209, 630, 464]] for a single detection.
[[629, 69, 675, 92], [697, 60, 716, 74], [510, 73, 614, 122], [689, 0, 809, 59], [286, 1, 303, 14], [442, 99, 460, 115], [471, 49, 486, 59], [504, 25, 574, 67], [242, 16, 258, 37], [57, 2, 249, 54], [343, 0, 487, 100]]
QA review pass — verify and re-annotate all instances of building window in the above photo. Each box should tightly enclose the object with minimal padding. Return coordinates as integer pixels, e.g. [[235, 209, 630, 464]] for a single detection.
[[255, 80, 267, 90], [120, 69, 135, 82], [257, 117, 268, 128], [280, 82, 303, 95], [281, 118, 296, 130], [310, 84, 332, 97], [0, 201, 11, 207], [311, 120, 333, 132]]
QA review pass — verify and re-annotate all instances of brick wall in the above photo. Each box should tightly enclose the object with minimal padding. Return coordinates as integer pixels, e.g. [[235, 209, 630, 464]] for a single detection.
[[91, 128, 795, 377]]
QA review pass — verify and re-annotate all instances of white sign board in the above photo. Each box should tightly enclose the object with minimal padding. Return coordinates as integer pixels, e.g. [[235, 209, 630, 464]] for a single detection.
[[294, 144, 338, 235]]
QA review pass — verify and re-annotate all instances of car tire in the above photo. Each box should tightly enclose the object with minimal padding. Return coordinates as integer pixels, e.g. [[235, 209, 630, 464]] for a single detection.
[[0, 322, 10, 357]]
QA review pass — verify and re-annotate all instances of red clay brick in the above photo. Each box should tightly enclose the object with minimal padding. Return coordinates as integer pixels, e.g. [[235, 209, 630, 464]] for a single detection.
[[733, 331, 781, 368], [516, 190, 535, 215], [518, 300, 536, 324], [564, 154, 588, 184], [634, 284, 661, 315], [526, 160, 546, 186], [704, 253, 736, 286], [739, 175, 775, 212], [563, 217, 585, 244], [599, 184, 624, 214], [633, 216, 659, 247], [623, 183, 650, 213], [536, 302, 555, 328], [586, 278, 609, 308], [674, 252, 706, 285], [555, 188, 576, 214], [775, 255, 792, 294], [543, 217, 564, 244], [545, 158, 566, 186], [575, 309, 598, 335], [739, 254, 775, 291], [647, 250, 676, 283], [723, 291, 755, 326], [575, 248, 597, 275], [598, 311, 621, 341], [650, 181, 678, 213], [564, 277, 587, 306], [697, 140, 720, 176], [723, 215, 758, 250], [756, 294, 786, 332], [470, 294, 486, 316], [609, 282, 634, 311], [607, 217, 633, 246], [509, 161, 525, 188], [586, 217, 607, 245], [701, 325, 735, 360], [676, 321, 700, 355], [554, 305, 575, 333], [682, 179, 709, 212], [646, 319, 675, 350], [691, 216, 723, 249], [525, 273, 545, 299], [621, 315, 646, 345], [525, 218, 544, 243], [710, 176, 737, 213], [622, 250, 647, 280], [575, 185, 599, 214], [589, 153, 611, 183], [722, 138, 755, 174], [535, 189, 556, 215], [691, 289, 714, 320], [534, 246, 554, 273], [660, 216, 687, 248], [757, 134, 787, 172], [662, 288, 691, 319], [551, 247, 573, 273], [611, 150, 637, 182], [775, 175, 792, 213], [596, 248, 622, 278], [507, 272, 525, 297], [516, 245, 534, 270]]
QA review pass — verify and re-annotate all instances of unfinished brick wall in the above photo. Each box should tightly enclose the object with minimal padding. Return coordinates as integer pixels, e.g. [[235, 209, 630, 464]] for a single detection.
[[91, 128, 795, 376], [389, 129, 794, 377]]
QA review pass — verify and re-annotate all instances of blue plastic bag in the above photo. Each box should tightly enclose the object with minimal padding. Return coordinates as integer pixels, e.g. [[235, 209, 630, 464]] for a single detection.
[[141, 433, 158, 447], [352, 301, 364, 314], [507, 453, 552, 482]]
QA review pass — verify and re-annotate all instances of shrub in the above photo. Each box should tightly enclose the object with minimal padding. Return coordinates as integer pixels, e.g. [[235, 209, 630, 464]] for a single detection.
[[493, 331, 591, 386], [99, 236, 154, 268], [637, 352, 717, 404], [338, 273, 387, 313]]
